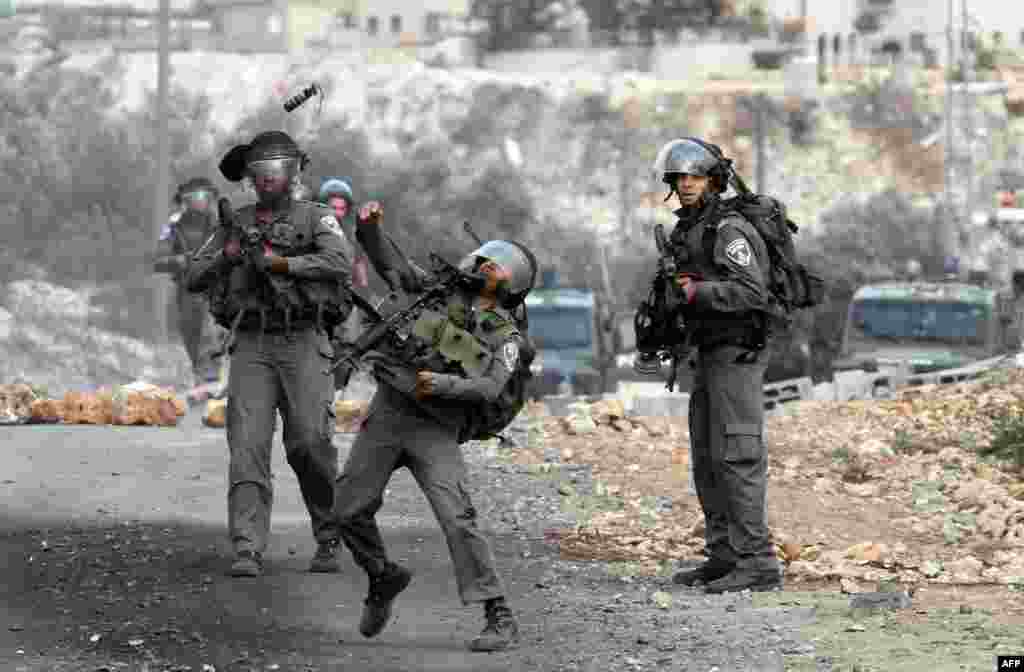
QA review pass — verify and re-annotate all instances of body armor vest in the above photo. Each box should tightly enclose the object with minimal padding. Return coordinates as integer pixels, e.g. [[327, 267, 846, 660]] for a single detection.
[[208, 200, 350, 334]]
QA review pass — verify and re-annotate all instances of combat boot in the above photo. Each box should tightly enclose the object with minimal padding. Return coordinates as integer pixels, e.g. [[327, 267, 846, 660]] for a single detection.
[[359, 563, 413, 638], [229, 550, 263, 577], [672, 558, 735, 586], [309, 539, 341, 573], [703, 567, 783, 594], [468, 597, 520, 652]]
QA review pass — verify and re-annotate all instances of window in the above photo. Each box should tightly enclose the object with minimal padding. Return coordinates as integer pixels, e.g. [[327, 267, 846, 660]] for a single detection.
[[367, 15, 378, 35], [849, 300, 989, 346], [909, 31, 925, 52], [425, 12, 440, 35], [390, 14, 402, 33]]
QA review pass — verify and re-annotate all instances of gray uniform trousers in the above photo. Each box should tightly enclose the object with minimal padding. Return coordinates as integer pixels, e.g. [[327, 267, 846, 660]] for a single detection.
[[688, 344, 780, 572], [334, 383, 506, 605], [225, 326, 339, 554], [174, 284, 221, 385]]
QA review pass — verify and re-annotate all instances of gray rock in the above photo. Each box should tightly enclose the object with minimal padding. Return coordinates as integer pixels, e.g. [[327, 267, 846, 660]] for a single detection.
[[848, 590, 912, 611]]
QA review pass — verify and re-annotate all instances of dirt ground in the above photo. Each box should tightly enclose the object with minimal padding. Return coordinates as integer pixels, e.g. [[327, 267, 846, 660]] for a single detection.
[[4, 374, 1024, 671], [0, 409, 820, 672]]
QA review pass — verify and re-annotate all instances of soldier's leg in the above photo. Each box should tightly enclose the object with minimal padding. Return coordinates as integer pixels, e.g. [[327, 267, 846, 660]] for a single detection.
[[689, 352, 735, 565], [334, 397, 403, 577], [704, 345, 779, 573], [192, 299, 223, 384], [225, 330, 280, 556], [275, 328, 340, 545], [176, 290, 203, 383], [404, 417, 505, 606]]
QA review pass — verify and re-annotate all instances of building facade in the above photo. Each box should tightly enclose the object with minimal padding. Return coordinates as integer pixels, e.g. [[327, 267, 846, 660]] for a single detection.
[[291, 0, 470, 51], [766, 0, 1024, 70]]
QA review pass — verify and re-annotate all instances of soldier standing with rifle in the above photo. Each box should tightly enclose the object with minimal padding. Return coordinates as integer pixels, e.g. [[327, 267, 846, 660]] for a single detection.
[[329, 201, 534, 652], [185, 131, 354, 577], [637, 138, 783, 594], [153, 177, 223, 400]]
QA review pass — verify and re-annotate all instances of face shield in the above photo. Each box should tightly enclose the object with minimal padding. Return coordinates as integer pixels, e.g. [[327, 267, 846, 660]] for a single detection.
[[458, 240, 535, 296], [245, 157, 300, 196], [652, 139, 719, 183], [180, 189, 214, 212]]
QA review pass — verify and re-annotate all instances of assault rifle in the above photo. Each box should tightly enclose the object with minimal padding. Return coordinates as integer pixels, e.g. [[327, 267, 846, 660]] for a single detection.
[[216, 197, 302, 312], [633, 222, 699, 392], [326, 253, 483, 388]]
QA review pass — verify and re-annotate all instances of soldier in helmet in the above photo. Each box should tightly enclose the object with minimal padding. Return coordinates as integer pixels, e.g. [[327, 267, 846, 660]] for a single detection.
[[331, 200, 534, 651], [153, 177, 223, 395], [648, 138, 783, 594], [318, 178, 369, 288], [185, 131, 355, 577]]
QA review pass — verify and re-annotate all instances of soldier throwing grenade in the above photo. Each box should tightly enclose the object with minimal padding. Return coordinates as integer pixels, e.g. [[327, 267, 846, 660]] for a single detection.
[[331, 200, 533, 652]]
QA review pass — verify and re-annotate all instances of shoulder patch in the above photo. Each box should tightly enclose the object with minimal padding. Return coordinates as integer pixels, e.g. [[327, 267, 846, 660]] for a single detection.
[[501, 340, 519, 373], [725, 237, 752, 267]]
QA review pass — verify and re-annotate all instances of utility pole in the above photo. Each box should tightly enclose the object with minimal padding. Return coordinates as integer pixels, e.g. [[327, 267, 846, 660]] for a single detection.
[[960, 0, 974, 269], [152, 0, 171, 344], [754, 93, 766, 193], [944, 0, 956, 263]]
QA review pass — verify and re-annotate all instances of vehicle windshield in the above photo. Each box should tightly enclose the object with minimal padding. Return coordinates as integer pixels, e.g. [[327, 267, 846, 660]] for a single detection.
[[527, 306, 593, 350], [847, 299, 990, 346]]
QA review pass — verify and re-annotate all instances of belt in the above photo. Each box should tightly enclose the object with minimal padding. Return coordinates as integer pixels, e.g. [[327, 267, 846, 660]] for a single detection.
[[233, 309, 319, 333]]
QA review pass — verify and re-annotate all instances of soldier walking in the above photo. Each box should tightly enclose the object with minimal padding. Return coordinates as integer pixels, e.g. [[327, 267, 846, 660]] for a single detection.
[[185, 131, 355, 577]]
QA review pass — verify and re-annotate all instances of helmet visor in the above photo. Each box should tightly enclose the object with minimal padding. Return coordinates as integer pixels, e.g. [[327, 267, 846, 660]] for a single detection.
[[180, 189, 214, 211], [458, 240, 533, 295], [246, 157, 299, 181], [652, 139, 717, 180]]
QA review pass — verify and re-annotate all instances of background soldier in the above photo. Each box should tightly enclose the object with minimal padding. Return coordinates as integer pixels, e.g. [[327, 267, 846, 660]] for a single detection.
[[152, 177, 223, 396], [650, 138, 783, 594], [185, 131, 354, 577], [318, 177, 369, 291], [333, 201, 534, 652]]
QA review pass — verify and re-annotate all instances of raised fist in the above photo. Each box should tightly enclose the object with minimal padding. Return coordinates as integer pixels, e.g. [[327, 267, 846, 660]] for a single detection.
[[357, 200, 383, 225]]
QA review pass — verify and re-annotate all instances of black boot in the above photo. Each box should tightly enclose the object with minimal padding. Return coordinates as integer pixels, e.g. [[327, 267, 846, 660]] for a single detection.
[[468, 597, 520, 652], [309, 539, 341, 573], [358, 563, 412, 638], [672, 557, 735, 586], [704, 567, 783, 594]]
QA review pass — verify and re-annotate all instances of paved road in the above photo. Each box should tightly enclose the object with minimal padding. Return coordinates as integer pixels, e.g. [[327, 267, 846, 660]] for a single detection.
[[0, 413, 549, 671]]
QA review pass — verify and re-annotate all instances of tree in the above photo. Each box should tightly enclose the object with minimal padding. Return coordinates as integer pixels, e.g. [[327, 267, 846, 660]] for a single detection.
[[470, 0, 563, 51], [613, 0, 732, 43]]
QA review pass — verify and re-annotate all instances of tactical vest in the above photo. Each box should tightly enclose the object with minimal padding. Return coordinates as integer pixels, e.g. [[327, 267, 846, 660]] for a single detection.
[[168, 211, 215, 284], [377, 297, 532, 443], [208, 201, 351, 334], [670, 209, 771, 348]]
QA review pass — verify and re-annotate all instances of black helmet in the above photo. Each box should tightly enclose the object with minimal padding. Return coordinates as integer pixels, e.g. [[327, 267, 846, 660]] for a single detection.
[[458, 240, 537, 307], [652, 137, 731, 193], [219, 130, 309, 183]]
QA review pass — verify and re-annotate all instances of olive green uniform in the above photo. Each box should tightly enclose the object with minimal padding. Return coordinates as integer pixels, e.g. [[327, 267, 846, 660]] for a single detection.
[[153, 210, 222, 384], [670, 201, 781, 574], [186, 199, 353, 555], [334, 299, 520, 604]]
